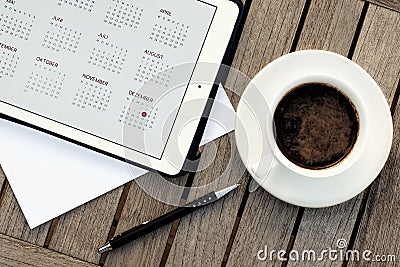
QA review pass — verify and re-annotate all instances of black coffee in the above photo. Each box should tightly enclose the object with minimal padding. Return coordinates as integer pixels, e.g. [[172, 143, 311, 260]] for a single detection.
[[274, 82, 359, 170]]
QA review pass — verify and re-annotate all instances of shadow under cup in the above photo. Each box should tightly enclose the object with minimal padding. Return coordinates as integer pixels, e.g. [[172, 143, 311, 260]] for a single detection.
[[267, 74, 368, 179]]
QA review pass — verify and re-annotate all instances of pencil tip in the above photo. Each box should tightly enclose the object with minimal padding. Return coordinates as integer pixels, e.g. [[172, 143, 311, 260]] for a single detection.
[[236, 183, 241, 187]]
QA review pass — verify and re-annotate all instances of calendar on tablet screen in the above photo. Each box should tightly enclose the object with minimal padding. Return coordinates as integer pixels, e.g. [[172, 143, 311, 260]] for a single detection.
[[0, 0, 216, 158]]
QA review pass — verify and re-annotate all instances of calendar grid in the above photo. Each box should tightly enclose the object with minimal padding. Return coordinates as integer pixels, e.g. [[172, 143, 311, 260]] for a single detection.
[[57, 0, 96, 13], [149, 15, 189, 49], [0, 0, 218, 159], [24, 63, 66, 99], [88, 39, 128, 75], [133, 55, 173, 87], [0, 5, 35, 41], [72, 79, 112, 111], [104, 0, 143, 30], [42, 21, 82, 53], [119, 98, 158, 131], [0, 50, 19, 79]]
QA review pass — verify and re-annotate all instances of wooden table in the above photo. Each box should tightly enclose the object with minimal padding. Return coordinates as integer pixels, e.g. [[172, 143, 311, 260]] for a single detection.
[[1, 0, 400, 266]]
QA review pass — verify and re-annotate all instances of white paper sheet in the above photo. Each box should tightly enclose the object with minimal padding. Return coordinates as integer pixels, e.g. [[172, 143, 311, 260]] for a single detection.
[[0, 85, 235, 228]]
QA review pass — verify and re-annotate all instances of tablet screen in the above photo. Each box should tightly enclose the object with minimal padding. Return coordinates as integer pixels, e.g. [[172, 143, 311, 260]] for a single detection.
[[0, 0, 217, 159]]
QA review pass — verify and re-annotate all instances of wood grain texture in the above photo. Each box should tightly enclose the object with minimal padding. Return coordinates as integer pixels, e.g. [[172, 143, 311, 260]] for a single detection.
[[367, 0, 400, 12], [347, 6, 400, 267], [48, 185, 124, 264], [0, 234, 96, 267], [0, 183, 50, 246], [297, 0, 365, 53], [166, 0, 307, 266], [104, 172, 188, 267], [352, 4, 400, 102]]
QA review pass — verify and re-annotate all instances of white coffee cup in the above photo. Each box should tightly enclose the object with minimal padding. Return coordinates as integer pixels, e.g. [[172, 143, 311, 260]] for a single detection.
[[264, 74, 368, 178]]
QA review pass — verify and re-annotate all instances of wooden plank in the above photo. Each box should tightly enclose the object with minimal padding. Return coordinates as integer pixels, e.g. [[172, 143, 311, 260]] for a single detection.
[[352, 4, 400, 103], [0, 183, 50, 246], [367, 0, 400, 12], [48, 185, 124, 264], [347, 6, 400, 266], [0, 234, 96, 267], [104, 172, 188, 266], [228, 0, 366, 266], [165, 0, 307, 266], [297, 0, 365, 53]]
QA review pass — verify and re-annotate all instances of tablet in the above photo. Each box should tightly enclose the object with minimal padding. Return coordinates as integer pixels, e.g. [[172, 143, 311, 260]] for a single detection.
[[0, 0, 241, 175]]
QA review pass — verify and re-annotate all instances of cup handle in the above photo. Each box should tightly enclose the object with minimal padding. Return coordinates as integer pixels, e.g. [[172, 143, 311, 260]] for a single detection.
[[248, 152, 278, 192]]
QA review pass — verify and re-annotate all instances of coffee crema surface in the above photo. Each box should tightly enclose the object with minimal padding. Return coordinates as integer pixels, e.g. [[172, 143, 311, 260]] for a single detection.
[[274, 82, 359, 170]]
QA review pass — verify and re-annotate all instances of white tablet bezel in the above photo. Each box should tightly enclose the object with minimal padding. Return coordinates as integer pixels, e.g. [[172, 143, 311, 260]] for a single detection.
[[0, 0, 240, 175]]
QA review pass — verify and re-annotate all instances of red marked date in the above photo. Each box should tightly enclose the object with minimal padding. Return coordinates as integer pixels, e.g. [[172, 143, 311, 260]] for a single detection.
[[129, 90, 153, 102]]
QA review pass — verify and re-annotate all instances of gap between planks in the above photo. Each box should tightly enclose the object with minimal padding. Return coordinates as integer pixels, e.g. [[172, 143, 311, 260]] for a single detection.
[[0, 179, 8, 210], [0, 165, 8, 208], [158, 172, 196, 267], [98, 181, 133, 266]]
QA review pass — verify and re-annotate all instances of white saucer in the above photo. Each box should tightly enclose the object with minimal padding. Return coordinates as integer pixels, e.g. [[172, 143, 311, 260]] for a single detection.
[[236, 50, 393, 208]]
